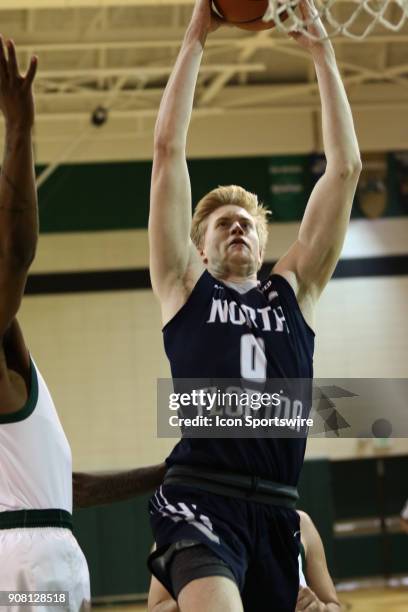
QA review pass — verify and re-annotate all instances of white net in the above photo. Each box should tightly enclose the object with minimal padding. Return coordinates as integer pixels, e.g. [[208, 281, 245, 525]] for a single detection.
[[263, 0, 408, 41]]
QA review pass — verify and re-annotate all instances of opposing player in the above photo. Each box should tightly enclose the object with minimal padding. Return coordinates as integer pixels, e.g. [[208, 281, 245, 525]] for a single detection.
[[148, 0, 361, 609], [0, 39, 90, 610], [148, 510, 342, 612]]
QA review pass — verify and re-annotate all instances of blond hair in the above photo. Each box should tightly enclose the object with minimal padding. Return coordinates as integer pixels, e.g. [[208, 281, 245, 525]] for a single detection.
[[191, 185, 270, 252]]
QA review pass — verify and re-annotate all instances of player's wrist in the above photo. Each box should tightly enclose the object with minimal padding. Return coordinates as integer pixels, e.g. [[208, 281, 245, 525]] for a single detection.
[[310, 42, 336, 66], [183, 24, 208, 53]]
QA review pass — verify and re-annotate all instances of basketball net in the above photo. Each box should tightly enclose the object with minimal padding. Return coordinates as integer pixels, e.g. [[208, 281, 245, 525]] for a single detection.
[[263, 0, 408, 41]]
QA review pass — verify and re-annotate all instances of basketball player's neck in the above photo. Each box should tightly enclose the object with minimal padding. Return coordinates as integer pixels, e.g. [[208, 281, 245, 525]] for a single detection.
[[207, 261, 258, 284]]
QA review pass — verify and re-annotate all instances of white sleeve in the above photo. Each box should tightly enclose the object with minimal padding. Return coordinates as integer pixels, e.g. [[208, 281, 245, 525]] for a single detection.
[[298, 554, 307, 587], [401, 499, 408, 520]]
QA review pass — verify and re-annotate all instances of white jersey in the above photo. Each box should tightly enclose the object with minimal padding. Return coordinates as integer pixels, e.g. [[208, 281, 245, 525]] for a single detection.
[[0, 358, 72, 513], [298, 553, 307, 587]]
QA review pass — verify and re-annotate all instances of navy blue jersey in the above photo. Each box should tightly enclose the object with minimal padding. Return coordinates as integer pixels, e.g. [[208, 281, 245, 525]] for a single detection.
[[163, 270, 314, 486]]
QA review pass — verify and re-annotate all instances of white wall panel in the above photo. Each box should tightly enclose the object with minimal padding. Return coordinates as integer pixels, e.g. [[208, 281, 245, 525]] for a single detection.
[[31, 217, 408, 274]]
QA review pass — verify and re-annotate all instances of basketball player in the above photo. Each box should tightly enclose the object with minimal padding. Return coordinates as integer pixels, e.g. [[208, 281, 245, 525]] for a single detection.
[[148, 511, 341, 612], [0, 39, 90, 610], [148, 0, 361, 609]]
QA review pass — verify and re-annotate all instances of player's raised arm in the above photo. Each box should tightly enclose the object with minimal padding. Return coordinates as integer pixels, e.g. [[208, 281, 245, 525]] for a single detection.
[[274, 0, 361, 312], [149, 0, 221, 321], [0, 38, 38, 340]]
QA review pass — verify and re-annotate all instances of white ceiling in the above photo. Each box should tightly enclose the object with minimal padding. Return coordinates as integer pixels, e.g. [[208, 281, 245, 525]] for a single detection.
[[1, 0, 408, 172]]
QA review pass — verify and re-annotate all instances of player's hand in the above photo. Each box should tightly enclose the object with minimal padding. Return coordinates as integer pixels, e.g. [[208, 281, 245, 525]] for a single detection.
[[288, 0, 332, 56], [0, 37, 37, 130], [188, 0, 224, 42], [295, 586, 325, 611]]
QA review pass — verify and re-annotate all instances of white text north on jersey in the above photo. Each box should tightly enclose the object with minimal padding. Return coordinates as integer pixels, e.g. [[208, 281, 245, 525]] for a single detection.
[[207, 297, 289, 333]]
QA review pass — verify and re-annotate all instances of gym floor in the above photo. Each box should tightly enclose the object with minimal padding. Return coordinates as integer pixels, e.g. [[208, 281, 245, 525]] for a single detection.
[[97, 585, 408, 611]]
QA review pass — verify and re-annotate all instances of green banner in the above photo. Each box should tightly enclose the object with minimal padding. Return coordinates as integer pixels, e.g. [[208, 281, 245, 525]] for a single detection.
[[36, 154, 408, 234]]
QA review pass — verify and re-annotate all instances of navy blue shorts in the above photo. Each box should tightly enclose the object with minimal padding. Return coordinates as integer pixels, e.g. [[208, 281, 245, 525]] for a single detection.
[[148, 484, 300, 611]]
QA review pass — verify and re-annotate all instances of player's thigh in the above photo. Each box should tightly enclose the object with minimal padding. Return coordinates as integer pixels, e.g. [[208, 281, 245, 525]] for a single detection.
[[178, 575, 243, 612]]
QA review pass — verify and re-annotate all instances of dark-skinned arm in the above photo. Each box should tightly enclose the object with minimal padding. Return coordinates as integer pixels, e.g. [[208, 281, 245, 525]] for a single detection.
[[0, 38, 38, 349], [73, 463, 166, 508]]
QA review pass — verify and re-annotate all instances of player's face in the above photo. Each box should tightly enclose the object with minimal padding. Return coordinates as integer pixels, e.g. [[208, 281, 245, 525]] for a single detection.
[[201, 205, 261, 275]]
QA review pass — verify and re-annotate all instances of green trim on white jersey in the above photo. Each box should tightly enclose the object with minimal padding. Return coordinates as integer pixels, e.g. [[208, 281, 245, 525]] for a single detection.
[[0, 360, 39, 424]]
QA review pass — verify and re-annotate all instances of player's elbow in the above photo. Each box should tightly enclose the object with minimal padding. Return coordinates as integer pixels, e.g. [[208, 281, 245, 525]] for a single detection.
[[339, 158, 362, 180], [153, 136, 185, 159], [0, 238, 37, 270]]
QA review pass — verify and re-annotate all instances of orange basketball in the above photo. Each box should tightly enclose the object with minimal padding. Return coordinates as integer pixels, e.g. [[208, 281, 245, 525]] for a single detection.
[[212, 0, 283, 31]]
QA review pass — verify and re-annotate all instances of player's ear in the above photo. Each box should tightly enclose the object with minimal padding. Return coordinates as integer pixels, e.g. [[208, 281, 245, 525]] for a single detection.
[[200, 248, 208, 264]]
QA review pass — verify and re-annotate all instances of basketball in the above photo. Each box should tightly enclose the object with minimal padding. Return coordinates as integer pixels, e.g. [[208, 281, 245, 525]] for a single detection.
[[212, 0, 282, 31]]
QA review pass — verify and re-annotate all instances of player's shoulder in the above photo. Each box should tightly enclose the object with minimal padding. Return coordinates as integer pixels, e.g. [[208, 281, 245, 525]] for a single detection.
[[160, 258, 207, 328], [0, 319, 30, 390], [270, 268, 298, 292], [269, 268, 316, 334], [3, 320, 30, 371]]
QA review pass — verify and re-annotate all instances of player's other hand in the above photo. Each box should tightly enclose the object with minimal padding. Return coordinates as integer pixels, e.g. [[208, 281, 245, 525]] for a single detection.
[[295, 586, 324, 611], [288, 0, 332, 56], [0, 37, 37, 130]]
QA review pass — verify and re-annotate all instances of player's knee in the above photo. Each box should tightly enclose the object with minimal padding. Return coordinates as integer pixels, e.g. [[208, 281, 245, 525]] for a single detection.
[[178, 575, 243, 612]]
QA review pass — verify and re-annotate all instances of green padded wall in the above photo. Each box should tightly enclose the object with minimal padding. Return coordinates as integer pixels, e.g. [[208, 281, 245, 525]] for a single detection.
[[331, 458, 379, 520], [298, 458, 336, 575], [73, 494, 153, 598], [335, 535, 384, 580], [330, 456, 408, 580]]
